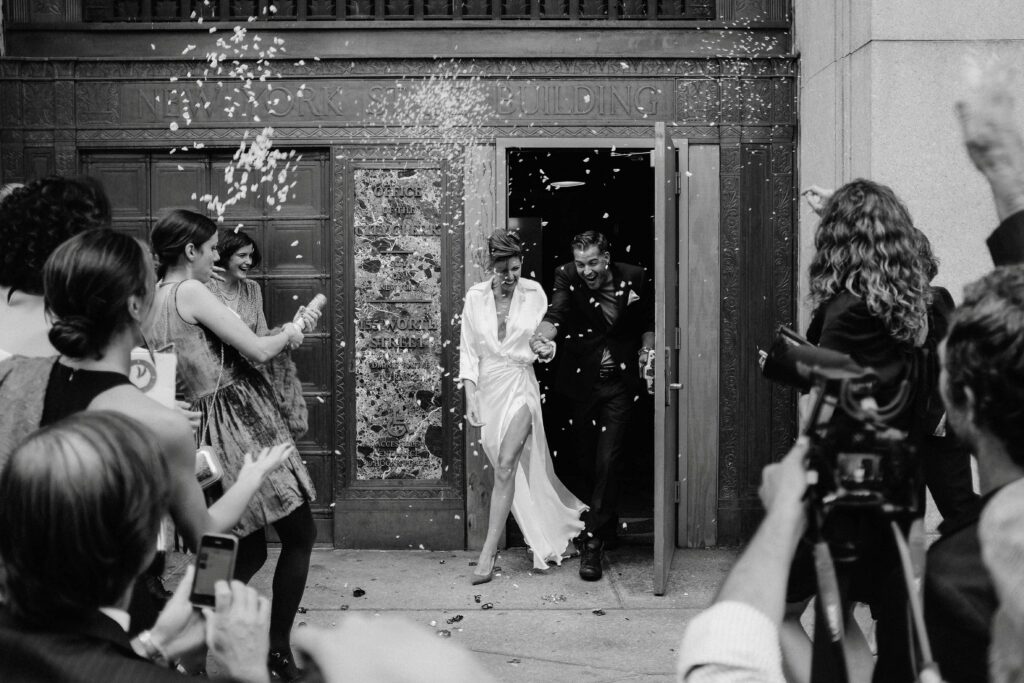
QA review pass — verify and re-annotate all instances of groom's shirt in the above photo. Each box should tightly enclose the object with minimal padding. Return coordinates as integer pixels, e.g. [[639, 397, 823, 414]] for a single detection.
[[595, 277, 619, 371]]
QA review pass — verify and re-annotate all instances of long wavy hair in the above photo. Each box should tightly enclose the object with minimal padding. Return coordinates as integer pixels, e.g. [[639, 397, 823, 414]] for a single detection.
[[809, 179, 932, 345]]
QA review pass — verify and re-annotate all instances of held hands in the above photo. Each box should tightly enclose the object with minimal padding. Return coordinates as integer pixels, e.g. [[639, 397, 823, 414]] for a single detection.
[[801, 185, 834, 216], [209, 265, 227, 283], [529, 334, 554, 360], [203, 580, 272, 683]]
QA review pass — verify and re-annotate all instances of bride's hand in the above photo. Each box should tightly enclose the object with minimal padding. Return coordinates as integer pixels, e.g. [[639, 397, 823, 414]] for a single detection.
[[466, 396, 485, 427]]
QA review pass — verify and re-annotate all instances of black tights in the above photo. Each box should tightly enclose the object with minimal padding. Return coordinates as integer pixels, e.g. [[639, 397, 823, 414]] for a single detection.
[[234, 502, 316, 652]]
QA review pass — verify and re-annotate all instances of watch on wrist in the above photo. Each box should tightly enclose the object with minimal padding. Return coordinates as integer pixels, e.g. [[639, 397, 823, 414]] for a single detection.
[[135, 630, 170, 667]]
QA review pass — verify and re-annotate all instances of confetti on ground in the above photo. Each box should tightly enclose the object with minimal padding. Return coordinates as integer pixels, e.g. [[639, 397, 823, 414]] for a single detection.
[[353, 588, 366, 597], [481, 603, 494, 610], [445, 615, 464, 624], [592, 609, 606, 616]]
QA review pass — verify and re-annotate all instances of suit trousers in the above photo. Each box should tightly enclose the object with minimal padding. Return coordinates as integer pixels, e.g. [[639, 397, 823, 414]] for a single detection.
[[568, 373, 634, 541]]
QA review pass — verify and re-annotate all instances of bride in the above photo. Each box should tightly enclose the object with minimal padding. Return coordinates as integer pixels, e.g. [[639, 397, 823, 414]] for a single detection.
[[459, 229, 586, 585]]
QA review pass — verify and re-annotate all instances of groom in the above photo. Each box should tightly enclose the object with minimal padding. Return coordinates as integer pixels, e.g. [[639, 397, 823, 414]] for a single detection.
[[532, 230, 655, 581]]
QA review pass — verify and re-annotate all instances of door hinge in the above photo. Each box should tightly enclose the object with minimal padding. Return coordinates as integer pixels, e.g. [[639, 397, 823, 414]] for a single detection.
[[674, 326, 681, 349], [674, 171, 682, 196], [674, 480, 681, 504]]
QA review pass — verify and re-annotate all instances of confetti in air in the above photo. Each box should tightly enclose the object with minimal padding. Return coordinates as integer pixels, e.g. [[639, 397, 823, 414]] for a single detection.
[[164, 10, 302, 219], [377, 60, 493, 162]]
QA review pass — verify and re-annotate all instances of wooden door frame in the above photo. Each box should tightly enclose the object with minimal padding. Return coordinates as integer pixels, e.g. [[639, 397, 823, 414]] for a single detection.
[[491, 134, 721, 567]]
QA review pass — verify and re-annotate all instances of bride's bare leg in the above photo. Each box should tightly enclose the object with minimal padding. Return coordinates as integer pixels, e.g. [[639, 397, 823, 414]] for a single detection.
[[475, 404, 533, 577]]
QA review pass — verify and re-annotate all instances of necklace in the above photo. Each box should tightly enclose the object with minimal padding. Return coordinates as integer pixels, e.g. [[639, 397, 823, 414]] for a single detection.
[[217, 281, 241, 303]]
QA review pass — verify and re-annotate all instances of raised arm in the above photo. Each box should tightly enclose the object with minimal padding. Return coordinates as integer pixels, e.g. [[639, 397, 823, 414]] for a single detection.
[[956, 67, 1024, 264], [176, 280, 301, 364]]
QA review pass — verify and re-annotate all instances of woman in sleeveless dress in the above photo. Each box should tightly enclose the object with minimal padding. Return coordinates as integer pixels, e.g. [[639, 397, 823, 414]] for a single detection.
[[459, 230, 586, 584], [0, 229, 291, 635], [148, 209, 315, 680]]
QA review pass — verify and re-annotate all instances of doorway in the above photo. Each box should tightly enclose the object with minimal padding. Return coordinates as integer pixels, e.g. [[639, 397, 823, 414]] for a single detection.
[[504, 145, 657, 548]]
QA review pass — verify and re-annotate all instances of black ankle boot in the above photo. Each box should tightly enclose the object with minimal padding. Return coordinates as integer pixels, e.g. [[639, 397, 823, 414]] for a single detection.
[[268, 649, 302, 681], [579, 539, 604, 581]]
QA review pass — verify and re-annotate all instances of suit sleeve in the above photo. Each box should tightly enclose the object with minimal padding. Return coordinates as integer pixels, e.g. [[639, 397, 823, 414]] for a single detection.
[[458, 293, 481, 387], [541, 266, 573, 337], [988, 210, 1024, 266]]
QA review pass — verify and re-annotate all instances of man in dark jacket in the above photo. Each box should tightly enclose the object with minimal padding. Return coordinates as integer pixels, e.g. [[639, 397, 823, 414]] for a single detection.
[[532, 230, 655, 581], [924, 266, 1024, 681], [0, 412, 271, 683]]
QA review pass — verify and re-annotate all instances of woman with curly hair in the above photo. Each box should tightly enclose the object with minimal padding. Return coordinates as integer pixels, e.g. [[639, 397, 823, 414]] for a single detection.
[[0, 176, 111, 358], [783, 180, 939, 683], [806, 179, 932, 396]]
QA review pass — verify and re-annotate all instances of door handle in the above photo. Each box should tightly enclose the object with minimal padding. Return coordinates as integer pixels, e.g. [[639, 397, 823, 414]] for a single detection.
[[668, 383, 683, 391]]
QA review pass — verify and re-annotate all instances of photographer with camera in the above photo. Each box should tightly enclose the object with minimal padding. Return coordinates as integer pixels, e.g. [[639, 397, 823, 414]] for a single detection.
[[780, 179, 938, 683]]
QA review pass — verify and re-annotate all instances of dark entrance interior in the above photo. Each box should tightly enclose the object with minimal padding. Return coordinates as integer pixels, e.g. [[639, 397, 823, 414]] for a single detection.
[[505, 146, 656, 547]]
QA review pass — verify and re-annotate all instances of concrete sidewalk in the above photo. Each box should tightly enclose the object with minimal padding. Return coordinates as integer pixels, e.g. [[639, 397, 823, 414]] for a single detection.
[[168, 544, 738, 682]]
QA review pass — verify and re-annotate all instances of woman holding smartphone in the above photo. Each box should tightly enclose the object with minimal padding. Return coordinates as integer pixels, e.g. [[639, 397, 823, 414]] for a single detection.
[[0, 228, 292, 631], [149, 209, 316, 681]]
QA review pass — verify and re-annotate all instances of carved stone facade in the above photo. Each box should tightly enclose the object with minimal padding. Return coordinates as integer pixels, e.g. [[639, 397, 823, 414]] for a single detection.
[[0, 55, 796, 546]]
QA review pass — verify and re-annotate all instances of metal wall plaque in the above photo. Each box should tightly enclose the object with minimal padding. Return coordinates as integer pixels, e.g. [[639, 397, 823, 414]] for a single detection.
[[353, 167, 445, 480]]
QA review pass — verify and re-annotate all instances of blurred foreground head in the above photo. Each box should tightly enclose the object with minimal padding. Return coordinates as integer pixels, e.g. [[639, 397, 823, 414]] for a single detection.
[[0, 412, 169, 624], [0, 176, 112, 296], [942, 265, 1024, 466]]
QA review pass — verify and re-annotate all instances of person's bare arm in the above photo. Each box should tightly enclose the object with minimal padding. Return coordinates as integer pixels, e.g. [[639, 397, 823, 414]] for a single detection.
[[91, 386, 292, 549], [714, 438, 809, 624], [177, 280, 301, 364]]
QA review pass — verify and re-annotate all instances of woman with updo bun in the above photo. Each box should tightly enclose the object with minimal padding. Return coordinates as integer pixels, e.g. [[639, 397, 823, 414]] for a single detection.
[[0, 228, 291, 632], [149, 209, 316, 680], [459, 229, 586, 585]]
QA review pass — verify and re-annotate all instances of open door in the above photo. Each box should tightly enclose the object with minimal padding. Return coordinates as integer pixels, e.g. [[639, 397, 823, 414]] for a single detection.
[[653, 123, 683, 595]]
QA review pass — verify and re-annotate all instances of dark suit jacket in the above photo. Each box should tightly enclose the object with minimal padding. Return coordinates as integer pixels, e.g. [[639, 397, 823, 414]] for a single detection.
[[924, 490, 1001, 683], [989, 210, 1024, 265], [541, 261, 655, 403], [0, 607, 185, 683]]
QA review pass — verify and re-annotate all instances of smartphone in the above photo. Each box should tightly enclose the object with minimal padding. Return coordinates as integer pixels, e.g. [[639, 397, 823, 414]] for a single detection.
[[190, 533, 238, 607]]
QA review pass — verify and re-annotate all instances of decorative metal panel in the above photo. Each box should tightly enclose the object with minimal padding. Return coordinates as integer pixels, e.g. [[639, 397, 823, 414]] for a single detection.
[[352, 167, 446, 481]]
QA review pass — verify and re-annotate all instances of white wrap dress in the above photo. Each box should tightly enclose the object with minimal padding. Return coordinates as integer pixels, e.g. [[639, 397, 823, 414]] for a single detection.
[[458, 277, 587, 570]]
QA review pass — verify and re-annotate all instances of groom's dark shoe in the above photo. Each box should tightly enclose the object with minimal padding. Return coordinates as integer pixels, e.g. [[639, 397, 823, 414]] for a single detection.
[[579, 539, 604, 581]]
